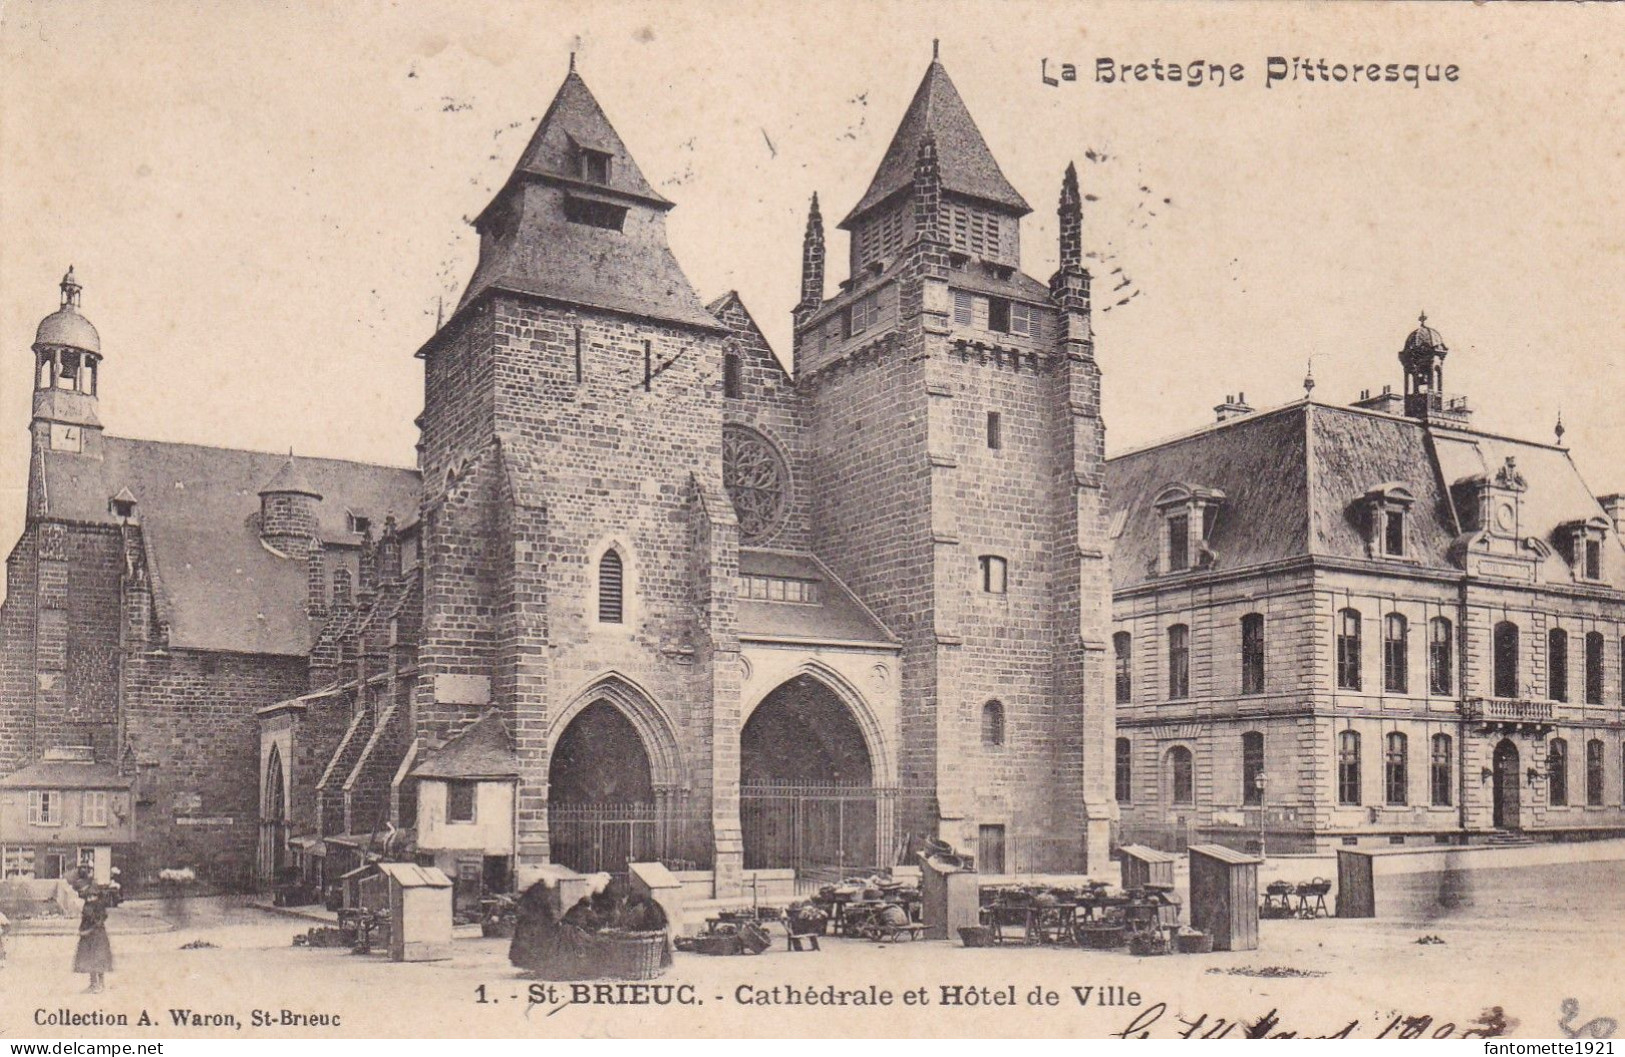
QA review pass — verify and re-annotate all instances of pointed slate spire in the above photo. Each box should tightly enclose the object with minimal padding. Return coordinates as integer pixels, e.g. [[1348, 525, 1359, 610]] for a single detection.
[[795, 193, 826, 324], [1058, 162, 1083, 272], [840, 58, 1029, 230], [506, 66, 670, 208]]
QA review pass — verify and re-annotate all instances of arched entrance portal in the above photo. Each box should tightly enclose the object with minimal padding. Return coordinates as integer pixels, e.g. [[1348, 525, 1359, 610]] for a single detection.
[[1492, 739, 1521, 830], [547, 701, 657, 874], [740, 675, 886, 876], [260, 745, 288, 880]]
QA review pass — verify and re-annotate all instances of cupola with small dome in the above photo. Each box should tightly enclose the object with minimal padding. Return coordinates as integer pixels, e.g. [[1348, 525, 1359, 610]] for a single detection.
[[31, 267, 105, 455], [1397, 311, 1471, 423]]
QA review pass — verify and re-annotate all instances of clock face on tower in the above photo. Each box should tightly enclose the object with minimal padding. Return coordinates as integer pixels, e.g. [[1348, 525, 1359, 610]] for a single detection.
[[722, 425, 789, 544], [1494, 500, 1517, 536]]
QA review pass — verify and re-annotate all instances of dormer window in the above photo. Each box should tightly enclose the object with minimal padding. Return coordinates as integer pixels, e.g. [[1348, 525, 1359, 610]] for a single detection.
[[1153, 484, 1225, 575], [1561, 516, 1610, 582], [578, 148, 612, 184], [347, 512, 371, 535], [1168, 514, 1190, 571], [109, 489, 137, 521], [1360, 482, 1415, 559]]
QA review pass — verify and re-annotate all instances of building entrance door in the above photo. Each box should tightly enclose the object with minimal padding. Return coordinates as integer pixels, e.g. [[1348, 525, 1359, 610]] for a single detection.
[[1492, 739, 1521, 830]]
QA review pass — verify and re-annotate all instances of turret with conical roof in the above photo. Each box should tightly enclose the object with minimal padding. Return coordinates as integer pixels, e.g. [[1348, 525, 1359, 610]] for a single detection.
[[31, 267, 104, 455], [258, 452, 323, 558]]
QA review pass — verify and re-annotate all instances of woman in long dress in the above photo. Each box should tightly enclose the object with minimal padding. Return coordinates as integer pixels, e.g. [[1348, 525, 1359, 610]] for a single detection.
[[73, 890, 114, 993]]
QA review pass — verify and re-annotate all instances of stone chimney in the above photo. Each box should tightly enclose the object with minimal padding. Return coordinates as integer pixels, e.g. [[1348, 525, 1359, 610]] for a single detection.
[[1600, 494, 1625, 535], [1214, 392, 1255, 423]]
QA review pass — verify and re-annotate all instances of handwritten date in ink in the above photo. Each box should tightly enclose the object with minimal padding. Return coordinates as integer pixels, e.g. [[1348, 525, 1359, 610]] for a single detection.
[[1114, 1002, 1513, 1039]]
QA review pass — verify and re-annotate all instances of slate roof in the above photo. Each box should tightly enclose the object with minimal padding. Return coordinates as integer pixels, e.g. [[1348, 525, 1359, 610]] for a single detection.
[[738, 549, 897, 646], [0, 758, 131, 790], [37, 437, 420, 655], [1106, 400, 1625, 592], [457, 68, 723, 333], [410, 710, 520, 780], [841, 60, 1031, 229], [510, 69, 669, 208]]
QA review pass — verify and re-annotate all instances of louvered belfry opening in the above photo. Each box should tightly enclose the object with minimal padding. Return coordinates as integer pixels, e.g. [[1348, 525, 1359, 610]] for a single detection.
[[598, 549, 624, 623]]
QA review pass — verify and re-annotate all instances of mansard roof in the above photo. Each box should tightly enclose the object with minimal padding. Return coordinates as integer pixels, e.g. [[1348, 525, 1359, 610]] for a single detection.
[[36, 437, 419, 655], [1106, 401, 1625, 592], [840, 60, 1030, 229]]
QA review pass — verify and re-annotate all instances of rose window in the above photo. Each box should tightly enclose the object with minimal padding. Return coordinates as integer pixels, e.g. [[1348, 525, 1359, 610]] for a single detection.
[[723, 426, 788, 543]]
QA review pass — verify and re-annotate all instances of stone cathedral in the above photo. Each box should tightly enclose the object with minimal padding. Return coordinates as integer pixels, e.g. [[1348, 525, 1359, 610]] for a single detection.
[[0, 55, 1116, 900]]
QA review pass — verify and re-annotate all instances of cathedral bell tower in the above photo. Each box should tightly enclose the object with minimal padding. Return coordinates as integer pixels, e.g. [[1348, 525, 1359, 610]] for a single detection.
[[31, 267, 104, 459]]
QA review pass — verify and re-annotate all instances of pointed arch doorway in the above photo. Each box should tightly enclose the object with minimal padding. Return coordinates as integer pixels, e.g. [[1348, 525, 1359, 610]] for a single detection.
[[739, 673, 888, 878]]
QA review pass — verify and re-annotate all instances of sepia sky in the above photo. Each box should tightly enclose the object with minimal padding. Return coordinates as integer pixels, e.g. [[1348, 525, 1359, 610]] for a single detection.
[[2, 0, 1623, 587]]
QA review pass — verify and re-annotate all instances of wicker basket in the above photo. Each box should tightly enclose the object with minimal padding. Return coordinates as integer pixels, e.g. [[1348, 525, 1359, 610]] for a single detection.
[[1077, 924, 1128, 950], [587, 929, 669, 980], [958, 926, 994, 948], [1176, 930, 1214, 954]]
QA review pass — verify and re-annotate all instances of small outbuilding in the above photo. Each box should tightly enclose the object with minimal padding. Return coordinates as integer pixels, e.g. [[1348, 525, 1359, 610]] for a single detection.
[[1187, 843, 1261, 952], [380, 862, 453, 962]]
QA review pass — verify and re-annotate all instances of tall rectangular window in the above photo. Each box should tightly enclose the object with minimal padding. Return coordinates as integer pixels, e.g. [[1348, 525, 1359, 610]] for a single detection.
[[1242, 732, 1265, 806], [1167, 624, 1190, 700], [1241, 614, 1265, 696], [1338, 731, 1361, 806], [1115, 738, 1132, 803], [447, 782, 476, 824], [1429, 617, 1454, 695], [1384, 614, 1409, 694], [1431, 733, 1453, 807], [1009, 301, 1037, 336], [1585, 632, 1604, 705], [1337, 609, 1363, 691], [1586, 739, 1604, 807], [1385, 732, 1409, 805], [1549, 628, 1569, 702], [723, 352, 742, 399], [1384, 510, 1406, 557], [1494, 621, 1520, 698], [598, 550, 625, 624], [1584, 538, 1602, 580], [952, 290, 975, 325], [1168, 515, 1190, 572], [1113, 632, 1132, 704], [986, 297, 1011, 333], [1548, 738, 1568, 807], [979, 555, 1008, 594], [986, 411, 1002, 450], [1168, 746, 1194, 805]]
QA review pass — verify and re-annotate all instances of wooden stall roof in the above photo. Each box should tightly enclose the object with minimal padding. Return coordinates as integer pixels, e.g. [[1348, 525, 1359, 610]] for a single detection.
[[1189, 843, 1262, 865]]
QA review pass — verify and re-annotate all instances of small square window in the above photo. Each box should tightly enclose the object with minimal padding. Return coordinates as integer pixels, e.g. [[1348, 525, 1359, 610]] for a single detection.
[[579, 149, 612, 184], [446, 782, 476, 824], [979, 555, 1008, 594], [986, 411, 1002, 450], [1010, 302, 1036, 336]]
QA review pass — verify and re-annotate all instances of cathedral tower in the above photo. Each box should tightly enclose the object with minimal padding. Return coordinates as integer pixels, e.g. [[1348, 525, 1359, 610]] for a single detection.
[[31, 267, 104, 472], [411, 60, 741, 883], [797, 55, 1114, 871]]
